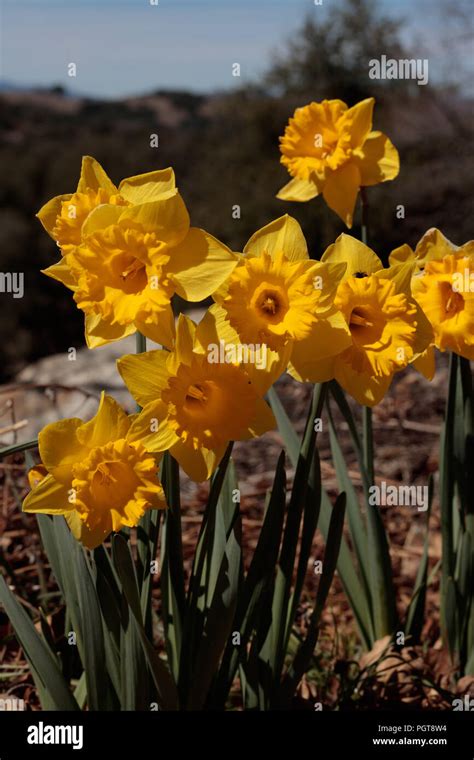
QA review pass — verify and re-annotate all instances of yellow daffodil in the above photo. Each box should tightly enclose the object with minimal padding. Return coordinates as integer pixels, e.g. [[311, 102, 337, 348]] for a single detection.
[[117, 313, 278, 482], [390, 227, 474, 272], [411, 254, 474, 361], [211, 215, 352, 378], [39, 157, 237, 348], [297, 235, 433, 406], [390, 229, 474, 369], [277, 98, 399, 227], [23, 393, 166, 549]]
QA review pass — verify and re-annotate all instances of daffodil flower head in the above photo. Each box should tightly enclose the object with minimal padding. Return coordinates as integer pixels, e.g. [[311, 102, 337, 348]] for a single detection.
[[389, 227, 474, 272], [212, 215, 352, 378], [295, 235, 433, 406], [277, 98, 399, 227], [39, 157, 238, 348], [37, 156, 176, 253], [23, 393, 166, 549], [411, 252, 474, 360], [118, 313, 277, 482], [389, 229, 474, 372]]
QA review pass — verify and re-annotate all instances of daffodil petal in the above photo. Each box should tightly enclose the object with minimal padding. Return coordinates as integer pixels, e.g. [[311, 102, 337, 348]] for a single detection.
[[412, 346, 436, 380], [322, 162, 360, 228], [121, 191, 190, 245], [170, 440, 222, 482], [41, 258, 77, 291], [173, 314, 196, 367], [127, 402, 179, 451], [343, 97, 375, 148], [85, 314, 136, 348], [375, 262, 415, 294], [37, 194, 72, 238], [23, 474, 72, 515], [412, 304, 435, 357], [335, 364, 392, 407], [197, 304, 239, 350], [413, 228, 458, 266], [356, 131, 400, 186], [288, 313, 351, 381], [65, 511, 109, 549], [288, 354, 336, 384], [167, 227, 237, 301], [243, 214, 308, 262], [81, 204, 124, 238], [38, 419, 89, 484], [322, 233, 382, 278], [276, 177, 319, 202], [198, 305, 289, 395], [246, 397, 275, 438], [135, 302, 176, 350], [76, 156, 118, 194], [118, 350, 171, 407], [389, 244, 415, 267], [27, 465, 48, 490], [118, 168, 176, 203], [76, 392, 130, 449]]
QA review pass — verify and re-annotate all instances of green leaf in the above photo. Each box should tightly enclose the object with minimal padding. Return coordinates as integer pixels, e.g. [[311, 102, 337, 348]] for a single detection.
[[0, 576, 79, 711], [280, 492, 346, 705], [160, 453, 185, 684], [268, 381, 373, 649], [112, 534, 178, 710], [319, 490, 373, 648], [271, 384, 326, 682], [211, 452, 287, 707], [181, 444, 234, 695], [0, 439, 38, 459], [405, 477, 433, 641], [326, 401, 371, 608], [186, 516, 242, 709], [267, 386, 300, 463]]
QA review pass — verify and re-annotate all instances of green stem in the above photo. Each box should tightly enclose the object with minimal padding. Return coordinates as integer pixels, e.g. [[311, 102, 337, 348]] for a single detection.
[[362, 405, 374, 485], [360, 186, 369, 246], [0, 439, 38, 459], [359, 190, 375, 484], [135, 331, 147, 413], [136, 331, 147, 355]]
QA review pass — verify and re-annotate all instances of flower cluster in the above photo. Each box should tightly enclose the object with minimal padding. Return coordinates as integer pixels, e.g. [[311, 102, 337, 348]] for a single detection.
[[24, 98, 473, 548], [39, 157, 237, 347]]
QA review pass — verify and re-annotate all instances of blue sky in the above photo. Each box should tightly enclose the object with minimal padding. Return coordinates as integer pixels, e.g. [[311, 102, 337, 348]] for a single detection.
[[1, 0, 471, 97]]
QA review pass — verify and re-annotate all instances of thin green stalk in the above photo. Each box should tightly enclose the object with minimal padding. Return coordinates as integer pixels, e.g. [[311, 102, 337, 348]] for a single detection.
[[136, 331, 147, 355], [362, 405, 375, 485], [0, 439, 38, 459], [360, 186, 369, 246], [359, 188, 395, 637]]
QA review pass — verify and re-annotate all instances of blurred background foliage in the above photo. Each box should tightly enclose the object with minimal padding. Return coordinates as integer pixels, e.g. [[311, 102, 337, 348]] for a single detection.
[[0, 0, 472, 381]]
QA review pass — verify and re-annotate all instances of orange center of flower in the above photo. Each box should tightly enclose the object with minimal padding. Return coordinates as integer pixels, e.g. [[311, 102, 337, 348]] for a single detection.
[[71, 439, 164, 533], [440, 282, 464, 319], [163, 359, 257, 449], [184, 382, 209, 407], [251, 283, 289, 325], [91, 460, 139, 506], [256, 289, 283, 317], [348, 305, 385, 346]]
